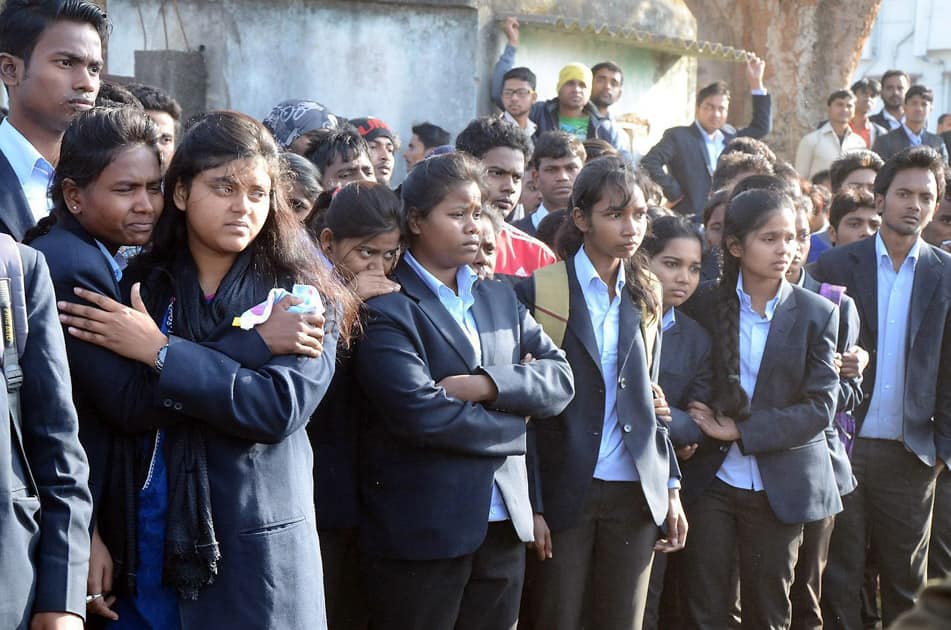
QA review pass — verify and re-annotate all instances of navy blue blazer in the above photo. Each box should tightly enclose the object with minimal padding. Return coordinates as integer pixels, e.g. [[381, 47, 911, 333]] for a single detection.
[[40, 248, 338, 628], [801, 269, 860, 496], [641, 94, 772, 219], [660, 309, 713, 448], [812, 237, 951, 467], [515, 258, 680, 532], [307, 349, 362, 530], [354, 260, 573, 561], [683, 282, 842, 524], [872, 127, 950, 163], [0, 244, 92, 628], [0, 150, 36, 241]]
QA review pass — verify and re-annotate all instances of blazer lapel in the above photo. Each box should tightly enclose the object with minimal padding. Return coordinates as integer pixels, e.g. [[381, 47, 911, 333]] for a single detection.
[[618, 291, 642, 376], [394, 261, 478, 370], [908, 244, 942, 348], [0, 154, 35, 241], [689, 124, 714, 176], [752, 282, 797, 401], [565, 257, 603, 372], [472, 280, 498, 366], [850, 239, 879, 339]]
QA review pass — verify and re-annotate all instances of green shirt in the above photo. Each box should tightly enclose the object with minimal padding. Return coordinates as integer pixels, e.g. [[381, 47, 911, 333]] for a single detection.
[[559, 116, 588, 140]]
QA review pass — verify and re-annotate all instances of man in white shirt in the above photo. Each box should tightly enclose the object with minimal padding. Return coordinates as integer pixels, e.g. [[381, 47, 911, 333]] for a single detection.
[[796, 89, 868, 180], [0, 0, 106, 240]]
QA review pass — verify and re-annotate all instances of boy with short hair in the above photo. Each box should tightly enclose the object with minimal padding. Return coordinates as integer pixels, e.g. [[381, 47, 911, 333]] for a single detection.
[[510, 131, 586, 237]]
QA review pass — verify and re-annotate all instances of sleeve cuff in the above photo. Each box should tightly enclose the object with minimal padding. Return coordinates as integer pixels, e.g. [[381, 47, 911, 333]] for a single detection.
[[668, 478, 682, 490], [751, 89, 767, 96]]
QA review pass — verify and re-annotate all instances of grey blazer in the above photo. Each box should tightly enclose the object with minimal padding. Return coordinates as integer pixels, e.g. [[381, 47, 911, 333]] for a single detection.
[[812, 237, 951, 467], [872, 127, 950, 163], [683, 282, 842, 524]]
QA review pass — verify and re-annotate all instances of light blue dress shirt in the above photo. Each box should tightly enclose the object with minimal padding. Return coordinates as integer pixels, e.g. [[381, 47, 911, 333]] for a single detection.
[[573, 247, 640, 482], [902, 123, 924, 147], [860, 234, 919, 440], [94, 239, 127, 284], [716, 272, 784, 491], [662, 307, 676, 333], [694, 121, 725, 173], [403, 251, 511, 522], [531, 202, 550, 231], [0, 118, 54, 222]]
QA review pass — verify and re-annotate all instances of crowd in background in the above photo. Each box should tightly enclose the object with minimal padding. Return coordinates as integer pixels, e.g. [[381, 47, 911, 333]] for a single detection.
[[3, 3, 951, 630]]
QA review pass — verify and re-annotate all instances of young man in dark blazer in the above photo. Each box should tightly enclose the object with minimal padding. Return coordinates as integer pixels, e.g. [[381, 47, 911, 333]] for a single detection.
[[872, 85, 949, 164], [1, 239, 92, 630], [814, 146, 951, 628], [0, 0, 107, 240], [641, 57, 771, 220]]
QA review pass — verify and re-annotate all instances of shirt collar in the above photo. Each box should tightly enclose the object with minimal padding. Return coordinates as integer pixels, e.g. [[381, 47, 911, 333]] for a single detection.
[[736, 270, 783, 321], [662, 307, 676, 332], [875, 231, 920, 269], [403, 250, 478, 305], [93, 239, 126, 283], [574, 245, 626, 296], [694, 120, 723, 142], [902, 123, 925, 145], [502, 110, 537, 136], [531, 201, 550, 230], [0, 118, 53, 187], [883, 109, 905, 126]]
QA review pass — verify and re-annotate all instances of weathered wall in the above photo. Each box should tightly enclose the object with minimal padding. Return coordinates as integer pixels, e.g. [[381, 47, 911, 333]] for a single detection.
[[685, 0, 880, 163], [108, 0, 481, 182], [105, 0, 696, 178]]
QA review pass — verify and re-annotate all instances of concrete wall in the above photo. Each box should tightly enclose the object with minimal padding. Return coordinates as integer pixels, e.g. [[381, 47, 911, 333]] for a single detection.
[[853, 0, 951, 128], [105, 0, 694, 178], [108, 0, 481, 182]]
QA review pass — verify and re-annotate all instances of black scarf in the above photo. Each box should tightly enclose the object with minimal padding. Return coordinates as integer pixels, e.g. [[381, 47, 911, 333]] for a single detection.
[[105, 249, 270, 600]]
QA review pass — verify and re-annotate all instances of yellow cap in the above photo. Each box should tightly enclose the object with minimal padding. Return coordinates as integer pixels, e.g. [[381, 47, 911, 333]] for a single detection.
[[557, 63, 593, 93]]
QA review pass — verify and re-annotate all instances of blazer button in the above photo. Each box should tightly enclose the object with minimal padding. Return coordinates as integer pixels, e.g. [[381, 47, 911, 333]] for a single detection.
[[622, 424, 633, 433], [173, 402, 183, 411], [162, 399, 173, 408], [618, 377, 626, 389], [720, 444, 730, 453]]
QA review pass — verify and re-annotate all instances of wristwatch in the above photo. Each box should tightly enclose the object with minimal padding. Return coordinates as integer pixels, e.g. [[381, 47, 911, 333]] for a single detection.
[[154, 343, 169, 373]]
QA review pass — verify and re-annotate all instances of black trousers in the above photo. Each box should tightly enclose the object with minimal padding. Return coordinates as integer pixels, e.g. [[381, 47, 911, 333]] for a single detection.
[[929, 470, 951, 580], [821, 438, 938, 629], [682, 478, 804, 630], [319, 526, 369, 630], [790, 516, 836, 630], [522, 479, 658, 630], [365, 521, 525, 630], [643, 539, 687, 630]]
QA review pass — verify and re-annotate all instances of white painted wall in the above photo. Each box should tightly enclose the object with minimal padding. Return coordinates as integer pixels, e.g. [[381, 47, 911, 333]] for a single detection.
[[853, 0, 951, 128]]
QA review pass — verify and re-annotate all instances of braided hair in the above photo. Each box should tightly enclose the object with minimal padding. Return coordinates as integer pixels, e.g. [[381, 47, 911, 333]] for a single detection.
[[715, 188, 796, 420]]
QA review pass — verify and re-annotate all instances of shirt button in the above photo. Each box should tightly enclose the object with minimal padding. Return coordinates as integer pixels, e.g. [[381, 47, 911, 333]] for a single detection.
[[618, 377, 626, 389], [622, 424, 633, 433]]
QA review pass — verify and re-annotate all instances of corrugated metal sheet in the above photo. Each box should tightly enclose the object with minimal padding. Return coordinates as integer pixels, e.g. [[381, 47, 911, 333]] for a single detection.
[[508, 14, 754, 61]]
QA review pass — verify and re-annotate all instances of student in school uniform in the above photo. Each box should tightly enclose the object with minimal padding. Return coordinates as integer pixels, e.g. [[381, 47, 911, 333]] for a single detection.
[[681, 187, 841, 629], [815, 146, 951, 628], [723, 174, 867, 630], [55, 111, 357, 630], [516, 156, 687, 630], [307, 181, 403, 630], [641, 215, 712, 630], [353, 152, 574, 630], [28, 107, 326, 626]]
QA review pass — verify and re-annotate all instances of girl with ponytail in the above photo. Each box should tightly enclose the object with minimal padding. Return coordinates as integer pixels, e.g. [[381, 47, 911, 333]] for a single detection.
[[517, 156, 686, 630], [680, 188, 842, 629]]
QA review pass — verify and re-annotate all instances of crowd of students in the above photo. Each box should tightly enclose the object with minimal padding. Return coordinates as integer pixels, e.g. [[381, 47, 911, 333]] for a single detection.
[[3, 2, 951, 630]]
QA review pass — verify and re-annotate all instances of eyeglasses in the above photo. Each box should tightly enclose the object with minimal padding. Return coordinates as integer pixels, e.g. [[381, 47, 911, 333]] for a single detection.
[[502, 88, 533, 98]]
